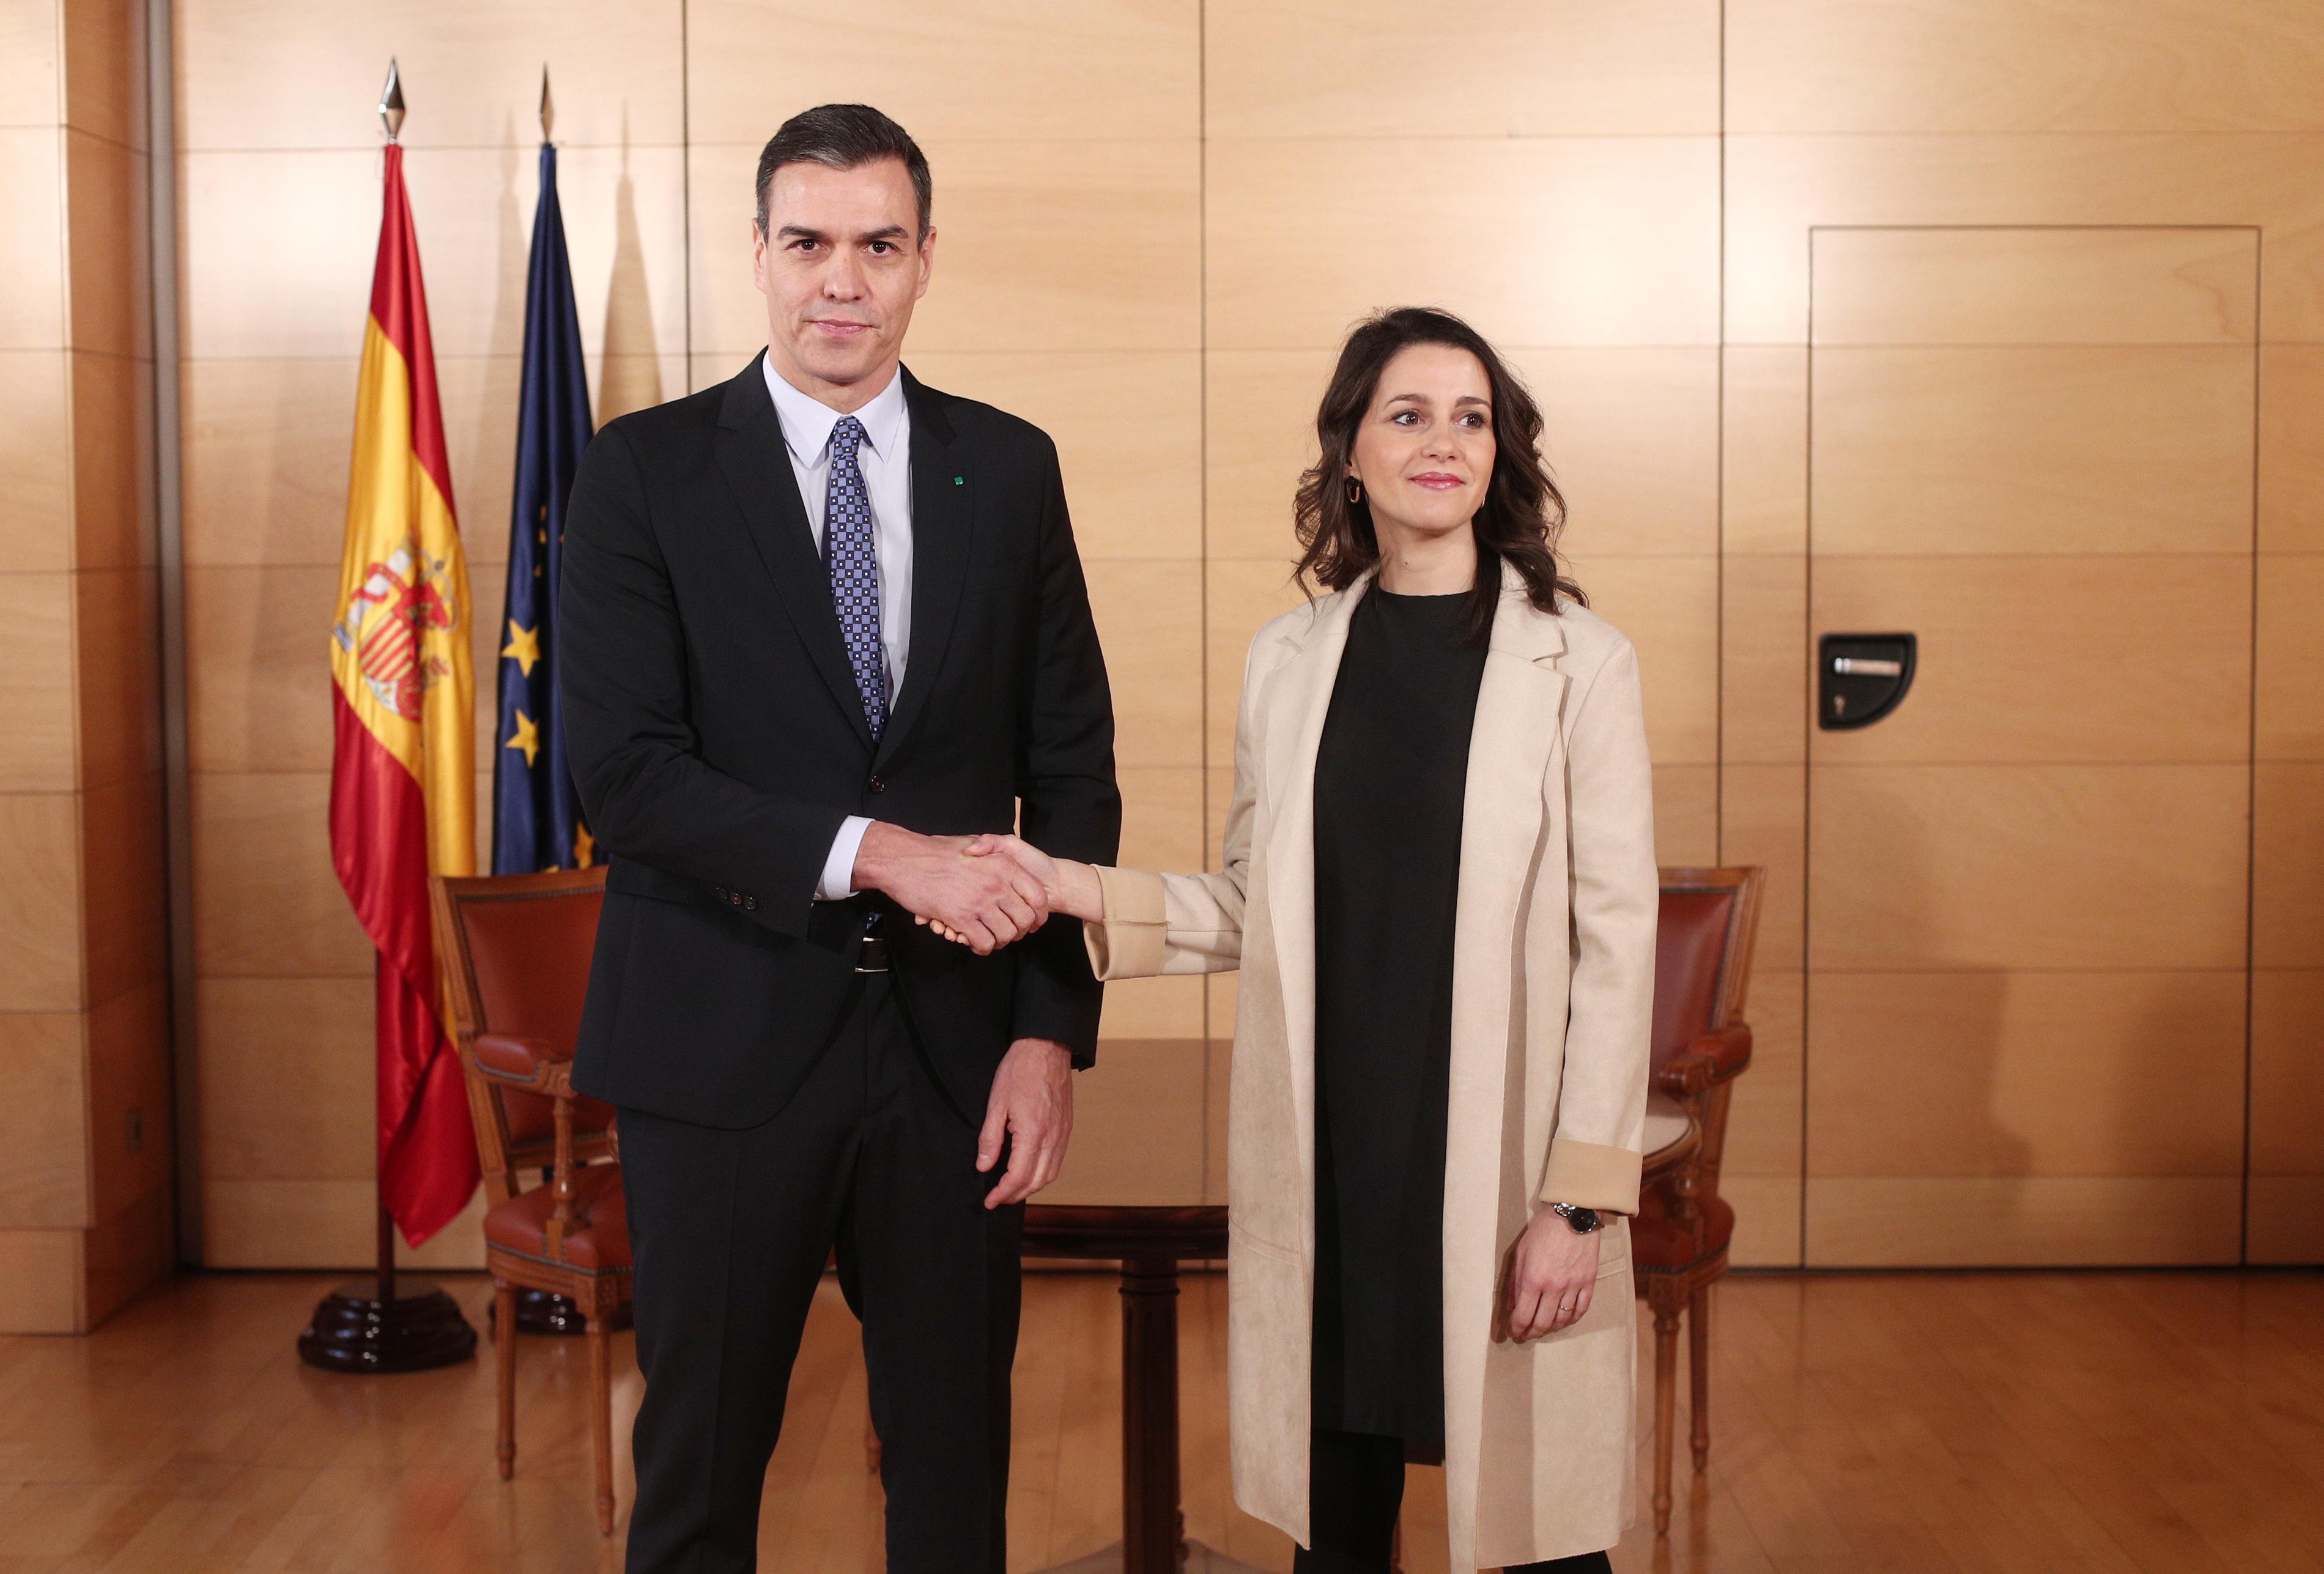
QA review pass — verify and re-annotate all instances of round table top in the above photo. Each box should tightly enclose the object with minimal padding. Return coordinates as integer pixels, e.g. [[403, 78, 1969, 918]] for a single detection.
[[1027, 1097, 1703, 1260]]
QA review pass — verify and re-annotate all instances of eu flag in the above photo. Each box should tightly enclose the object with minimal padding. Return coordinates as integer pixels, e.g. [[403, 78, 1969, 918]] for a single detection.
[[492, 143, 594, 872]]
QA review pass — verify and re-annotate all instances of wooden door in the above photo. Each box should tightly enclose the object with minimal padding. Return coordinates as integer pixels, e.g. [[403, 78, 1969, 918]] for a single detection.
[[1802, 227, 2259, 1266]]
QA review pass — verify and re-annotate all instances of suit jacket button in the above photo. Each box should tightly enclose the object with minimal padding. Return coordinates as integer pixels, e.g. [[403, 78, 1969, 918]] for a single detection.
[[868, 776, 886, 793]]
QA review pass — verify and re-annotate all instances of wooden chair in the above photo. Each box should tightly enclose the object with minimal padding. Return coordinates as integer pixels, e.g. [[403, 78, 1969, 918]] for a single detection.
[[429, 866, 631, 1536], [1632, 864, 1765, 1536]]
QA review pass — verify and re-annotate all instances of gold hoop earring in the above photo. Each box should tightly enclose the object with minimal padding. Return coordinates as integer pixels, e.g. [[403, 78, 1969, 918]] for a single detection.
[[1345, 475, 1363, 505]]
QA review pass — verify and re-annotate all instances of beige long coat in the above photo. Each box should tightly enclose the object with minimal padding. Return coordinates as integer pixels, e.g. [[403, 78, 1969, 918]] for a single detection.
[[1082, 562, 1659, 1570]]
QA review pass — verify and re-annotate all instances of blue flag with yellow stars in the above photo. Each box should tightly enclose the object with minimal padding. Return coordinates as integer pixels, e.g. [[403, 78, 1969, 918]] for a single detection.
[[492, 143, 594, 873]]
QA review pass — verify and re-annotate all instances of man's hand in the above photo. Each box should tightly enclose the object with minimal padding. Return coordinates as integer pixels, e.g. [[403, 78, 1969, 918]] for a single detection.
[[1495, 1205, 1604, 1342], [853, 822, 1048, 954], [977, 1038, 1074, 1207], [917, 834, 1104, 946]]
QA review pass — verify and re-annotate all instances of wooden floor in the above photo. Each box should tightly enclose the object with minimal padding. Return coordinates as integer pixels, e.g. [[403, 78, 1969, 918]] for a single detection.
[[2, 1268, 2322, 1572]]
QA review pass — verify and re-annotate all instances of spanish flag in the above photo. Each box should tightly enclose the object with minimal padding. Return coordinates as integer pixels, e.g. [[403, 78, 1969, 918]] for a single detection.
[[330, 143, 478, 1247]]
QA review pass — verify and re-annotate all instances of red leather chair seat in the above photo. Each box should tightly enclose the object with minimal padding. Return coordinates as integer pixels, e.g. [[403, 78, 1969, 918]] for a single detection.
[[484, 1164, 631, 1272], [472, 1033, 617, 1146], [1630, 1192, 1735, 1272]]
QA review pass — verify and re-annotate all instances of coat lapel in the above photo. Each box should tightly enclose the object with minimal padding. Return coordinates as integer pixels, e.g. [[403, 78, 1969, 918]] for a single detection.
[[876, 367, 973, 763], [711, 353, 873, 748], [1259, 575, 1367, 1195]]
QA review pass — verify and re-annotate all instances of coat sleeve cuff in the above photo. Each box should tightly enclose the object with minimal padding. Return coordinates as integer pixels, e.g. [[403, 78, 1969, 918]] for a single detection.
[[1539, 1137, 1642, 1216], [1082, 866, 1168, 981]]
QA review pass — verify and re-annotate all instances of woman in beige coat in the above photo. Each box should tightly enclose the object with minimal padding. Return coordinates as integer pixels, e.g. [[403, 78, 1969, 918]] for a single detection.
[[947, 307, 1657, 1572]]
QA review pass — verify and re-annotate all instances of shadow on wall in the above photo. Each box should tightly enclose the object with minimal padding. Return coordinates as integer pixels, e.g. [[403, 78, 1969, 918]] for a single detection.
[[601, 108, 664, 425], [1812, 774, 2026, 1264]]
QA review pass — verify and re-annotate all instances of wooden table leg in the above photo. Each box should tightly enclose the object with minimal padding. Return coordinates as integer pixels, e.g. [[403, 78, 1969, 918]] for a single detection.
[[1120, 1255, 1183, 1574]]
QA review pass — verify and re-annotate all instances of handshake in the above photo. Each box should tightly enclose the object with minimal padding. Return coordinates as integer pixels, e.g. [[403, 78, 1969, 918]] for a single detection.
[[853, 822, 1103, 956]]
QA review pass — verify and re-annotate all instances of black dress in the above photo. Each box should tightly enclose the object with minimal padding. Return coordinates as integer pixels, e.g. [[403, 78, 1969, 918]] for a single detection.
[[1308, 585, 1488, 1446]]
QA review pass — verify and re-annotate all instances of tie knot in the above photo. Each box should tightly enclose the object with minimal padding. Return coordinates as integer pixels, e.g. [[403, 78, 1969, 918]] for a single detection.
[[831, 415, 866, 460]]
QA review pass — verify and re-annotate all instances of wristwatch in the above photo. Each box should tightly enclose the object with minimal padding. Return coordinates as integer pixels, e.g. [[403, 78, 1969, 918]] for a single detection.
[[1548, 1201, 1602, 1234]]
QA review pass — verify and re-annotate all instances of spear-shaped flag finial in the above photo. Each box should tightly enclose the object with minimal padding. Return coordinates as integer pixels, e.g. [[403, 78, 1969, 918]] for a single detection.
[[379, 57, 405, 142], [539, 65, 553, 143]]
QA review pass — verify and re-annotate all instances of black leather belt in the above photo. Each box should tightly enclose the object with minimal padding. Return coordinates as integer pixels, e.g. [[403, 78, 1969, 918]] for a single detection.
[[855, 935, 892, 973]]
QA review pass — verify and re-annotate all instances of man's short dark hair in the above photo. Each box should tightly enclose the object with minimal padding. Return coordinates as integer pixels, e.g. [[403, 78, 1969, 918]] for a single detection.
[[754, 103, 932, 240]]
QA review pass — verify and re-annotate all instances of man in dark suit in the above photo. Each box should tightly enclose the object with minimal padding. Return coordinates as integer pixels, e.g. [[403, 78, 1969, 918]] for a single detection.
[[558, 103, 1119, 1574]]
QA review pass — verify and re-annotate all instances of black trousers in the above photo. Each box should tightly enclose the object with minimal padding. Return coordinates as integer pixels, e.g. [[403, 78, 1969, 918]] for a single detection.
[[1295, 1429, 1615, 1574], [616, 971, 1023, 1574]]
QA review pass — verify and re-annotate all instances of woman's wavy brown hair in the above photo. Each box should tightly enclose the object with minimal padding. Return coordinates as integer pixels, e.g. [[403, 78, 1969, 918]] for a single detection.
[[1293, 306, 1585, 641]]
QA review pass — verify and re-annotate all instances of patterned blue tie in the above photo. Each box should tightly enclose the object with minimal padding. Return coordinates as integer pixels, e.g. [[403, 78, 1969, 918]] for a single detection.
[[823, 415, 886, 740]]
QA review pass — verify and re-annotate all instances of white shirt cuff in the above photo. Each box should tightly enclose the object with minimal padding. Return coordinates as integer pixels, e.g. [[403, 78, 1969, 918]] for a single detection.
[[818, 815, 874, 900]]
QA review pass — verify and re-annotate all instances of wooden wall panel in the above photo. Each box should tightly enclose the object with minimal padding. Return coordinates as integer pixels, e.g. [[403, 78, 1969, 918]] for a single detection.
[[1807, 556, 2252, 763], [1726, 135, 2324, 344], [0, 1011, 89, 1228], [0, 570, 78, 791], [1810, 765, 2250, 974], [1206, 138, 1719, 351], [1727, 0, 2324, 135], [177, 2, 685, 149], [0, 0, 169, 1326], [0, 349, 73, 572], [2259, 346, 2324, 552], [901, 352, 1202, 563], [1808, 971, 2248, 1181], [68, 349, 154, 571], [1805, 1178, 2243, 1268], [1810, 226, 2259, 346], [2250, 968, 2324, 1263], [1205, 1, 1716, 137], [1564, 556, 1720, 767], [685, 1, 1198, 144], [1809, 345, 2254, 556], [180, 146, 688, 363], [0, 128, 64, 349], [0, 0, 58, 130], [1801, 226, 2259, 1266]]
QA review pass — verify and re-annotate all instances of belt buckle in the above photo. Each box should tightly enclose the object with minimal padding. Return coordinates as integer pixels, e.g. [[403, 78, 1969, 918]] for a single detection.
[[854, 935, 892, 974]]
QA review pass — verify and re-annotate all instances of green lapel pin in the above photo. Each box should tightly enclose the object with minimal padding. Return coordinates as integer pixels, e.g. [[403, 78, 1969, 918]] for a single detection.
[[953, 475, 964, 485]]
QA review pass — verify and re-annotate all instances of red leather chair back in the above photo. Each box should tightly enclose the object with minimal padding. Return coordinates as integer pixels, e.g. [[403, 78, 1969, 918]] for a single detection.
[[1651, 888, 1736, 1074], [458, 883, 604, 1054], [431, 867, 614, 1169]]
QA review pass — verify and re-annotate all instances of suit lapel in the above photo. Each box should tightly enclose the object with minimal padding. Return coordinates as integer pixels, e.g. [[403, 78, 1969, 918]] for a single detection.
[[876, 368, 973, 764], [712, 353, 873, 748]]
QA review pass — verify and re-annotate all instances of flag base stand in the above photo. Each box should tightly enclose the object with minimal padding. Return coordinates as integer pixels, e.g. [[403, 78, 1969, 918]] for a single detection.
[[297, 1278, 478, 1373], [297, 1198, 476, 1374]]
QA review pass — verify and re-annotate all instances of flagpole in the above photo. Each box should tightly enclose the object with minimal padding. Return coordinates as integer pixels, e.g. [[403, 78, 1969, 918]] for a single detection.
[[297, 61, 478, 1373]]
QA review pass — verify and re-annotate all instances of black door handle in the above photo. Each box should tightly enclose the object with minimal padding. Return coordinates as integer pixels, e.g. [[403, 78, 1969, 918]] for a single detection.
[[1819, 633, 1917, 730]]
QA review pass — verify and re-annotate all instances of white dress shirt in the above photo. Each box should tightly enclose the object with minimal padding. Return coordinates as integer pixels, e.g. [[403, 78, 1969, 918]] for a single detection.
[[761, 356, 914, 900]]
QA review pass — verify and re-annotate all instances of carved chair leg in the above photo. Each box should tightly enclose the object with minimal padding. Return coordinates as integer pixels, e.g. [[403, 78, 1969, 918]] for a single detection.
[[1689, 1283, 1712, 1473], [494, 1279, 517, 1482], [588, 1313, 615, 1536], [1652, 1303, 1681, 1536]]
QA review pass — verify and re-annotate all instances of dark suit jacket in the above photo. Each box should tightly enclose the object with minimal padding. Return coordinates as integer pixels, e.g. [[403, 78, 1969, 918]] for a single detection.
[[558, 354, 1120, 1127]]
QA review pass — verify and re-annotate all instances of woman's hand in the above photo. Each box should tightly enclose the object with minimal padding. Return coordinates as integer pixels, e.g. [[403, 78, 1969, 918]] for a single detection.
[[1496, 1205, 1604, 1342], [916, 834, 1105, 945]]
